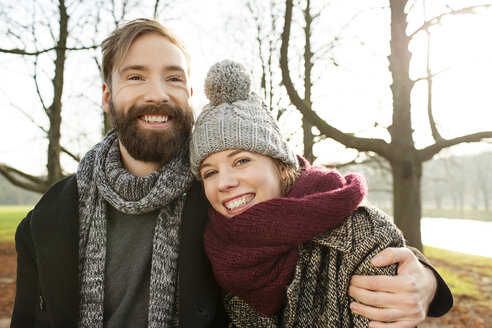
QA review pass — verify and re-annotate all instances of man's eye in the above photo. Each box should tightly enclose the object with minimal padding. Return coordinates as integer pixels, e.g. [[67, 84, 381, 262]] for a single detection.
[[128, 75, 142, 81], [168, 76, 184, 83]]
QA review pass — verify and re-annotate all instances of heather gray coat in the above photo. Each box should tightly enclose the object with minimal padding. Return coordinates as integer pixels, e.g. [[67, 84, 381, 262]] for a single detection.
[[223, 206, 406, 328]]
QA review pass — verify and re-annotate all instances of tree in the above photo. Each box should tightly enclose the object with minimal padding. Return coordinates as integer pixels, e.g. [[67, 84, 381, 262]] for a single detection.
[[280, 0, 492, 250], [0, 0, 97, 193], [0, 0, 174, 194], [244, 0, 357, 162]]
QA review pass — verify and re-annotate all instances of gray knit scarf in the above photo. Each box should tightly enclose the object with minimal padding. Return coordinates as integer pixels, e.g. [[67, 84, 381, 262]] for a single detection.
[[76, 130, 194, 328]]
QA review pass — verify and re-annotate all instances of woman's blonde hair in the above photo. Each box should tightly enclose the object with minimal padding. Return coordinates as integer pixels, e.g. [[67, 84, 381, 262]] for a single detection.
[[271, 158, 300, 196]]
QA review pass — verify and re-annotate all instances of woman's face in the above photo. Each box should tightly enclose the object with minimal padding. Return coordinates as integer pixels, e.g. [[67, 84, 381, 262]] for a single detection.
[[200, 149, 282, 218]]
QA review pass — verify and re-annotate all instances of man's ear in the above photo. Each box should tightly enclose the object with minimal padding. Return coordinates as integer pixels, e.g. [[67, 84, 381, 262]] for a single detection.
[[102, 83, 111, 114]]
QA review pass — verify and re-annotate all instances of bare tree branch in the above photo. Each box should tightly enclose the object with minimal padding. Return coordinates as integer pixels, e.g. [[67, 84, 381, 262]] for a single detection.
[[420, 132, 492, 161], [61, 146, 81, 162], [409, 4, 492, 39], [424, 23, 443, 142], [280, 0, 391, 158], [0, 164, 47, 193], [33, 56, 49, 114], [0, 45, 98, 56], [153, 0, 161, 19], [0, 89, 48, 134]]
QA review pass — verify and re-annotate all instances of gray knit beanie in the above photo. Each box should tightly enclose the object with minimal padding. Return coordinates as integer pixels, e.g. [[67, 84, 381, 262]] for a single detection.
[[189, 59, 298, 178]]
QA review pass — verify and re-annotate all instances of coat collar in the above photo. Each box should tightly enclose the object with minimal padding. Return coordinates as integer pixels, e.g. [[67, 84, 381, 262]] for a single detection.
[[312, 206, 375, 253]]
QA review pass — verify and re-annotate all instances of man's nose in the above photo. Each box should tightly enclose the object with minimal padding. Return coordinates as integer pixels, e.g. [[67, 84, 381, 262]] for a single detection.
[[144, 80, 170, 104]]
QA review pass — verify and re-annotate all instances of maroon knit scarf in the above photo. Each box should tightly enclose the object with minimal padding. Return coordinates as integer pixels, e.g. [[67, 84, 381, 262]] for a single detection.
[[203, 157, 368, 315]]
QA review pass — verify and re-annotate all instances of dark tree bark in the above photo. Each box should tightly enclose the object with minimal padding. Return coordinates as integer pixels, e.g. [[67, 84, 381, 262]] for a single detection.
[[0, 0, 71, 193], [302, 0, 315, 162], [0, 0, 165, 192], [47, 0, 68, 187]]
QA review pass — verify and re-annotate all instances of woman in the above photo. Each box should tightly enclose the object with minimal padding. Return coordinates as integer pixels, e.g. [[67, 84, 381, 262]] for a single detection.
[[189, 60, 422, 327]]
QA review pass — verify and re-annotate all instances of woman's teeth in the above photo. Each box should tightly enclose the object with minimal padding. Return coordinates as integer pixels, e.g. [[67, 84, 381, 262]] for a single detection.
[[225, 194, 254, 210]]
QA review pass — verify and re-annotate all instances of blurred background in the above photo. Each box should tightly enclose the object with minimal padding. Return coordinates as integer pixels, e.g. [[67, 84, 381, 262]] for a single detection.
[[1, 0, 491, 326]]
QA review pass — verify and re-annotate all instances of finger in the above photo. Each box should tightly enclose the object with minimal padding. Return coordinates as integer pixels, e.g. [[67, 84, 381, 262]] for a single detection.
[[348, 285, 395, 308], [350, 274, 403, 293], [371, 247, 416, 268], [350, 301, 405, 323]]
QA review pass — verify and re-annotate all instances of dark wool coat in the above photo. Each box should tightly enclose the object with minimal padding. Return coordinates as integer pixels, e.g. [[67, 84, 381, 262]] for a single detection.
[[11, 176, 228, 328], [222, 207, 452, 328]]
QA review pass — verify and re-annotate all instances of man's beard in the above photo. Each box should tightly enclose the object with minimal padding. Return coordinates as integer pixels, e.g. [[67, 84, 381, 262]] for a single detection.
[[108, 99, 194, 165]]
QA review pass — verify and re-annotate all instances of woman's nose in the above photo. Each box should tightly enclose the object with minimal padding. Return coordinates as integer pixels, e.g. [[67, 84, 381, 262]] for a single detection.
[[217, 171, 239, 192]]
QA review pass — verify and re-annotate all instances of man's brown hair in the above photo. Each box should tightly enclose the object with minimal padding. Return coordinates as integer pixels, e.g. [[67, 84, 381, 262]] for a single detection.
[[101, 18, 191, 88]]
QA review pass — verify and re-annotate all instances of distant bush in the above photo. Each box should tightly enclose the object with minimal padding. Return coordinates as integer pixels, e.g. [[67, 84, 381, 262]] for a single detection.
[[0, 175, 40, 205]]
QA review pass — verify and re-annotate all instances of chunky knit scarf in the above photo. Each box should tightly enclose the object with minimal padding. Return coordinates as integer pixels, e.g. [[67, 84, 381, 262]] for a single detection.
[[204, 157, 367, 315], [76, 130, 194, 328]]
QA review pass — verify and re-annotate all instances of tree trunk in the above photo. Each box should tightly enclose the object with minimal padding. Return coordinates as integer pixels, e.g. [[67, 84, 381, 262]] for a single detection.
[[388, 0, 423, 251], [46, 0, 68, 188], [279, 0, 492, 251], [302, 0, 314, 162], [392, 157, 423, 250]]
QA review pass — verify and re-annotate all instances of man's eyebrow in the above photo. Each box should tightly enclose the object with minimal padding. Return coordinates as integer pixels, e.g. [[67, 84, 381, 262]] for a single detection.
[[119, 64, 147, 74], [165, 65, 187, 74]]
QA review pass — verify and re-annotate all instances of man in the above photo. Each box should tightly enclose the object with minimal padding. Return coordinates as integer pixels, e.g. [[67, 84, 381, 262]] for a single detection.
[[11, 18, 451, 328]]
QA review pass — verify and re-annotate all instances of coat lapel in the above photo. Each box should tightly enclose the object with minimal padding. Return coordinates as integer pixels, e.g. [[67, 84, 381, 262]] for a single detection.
[[178, 180, 222, 327], [30, 176, 80, 326]]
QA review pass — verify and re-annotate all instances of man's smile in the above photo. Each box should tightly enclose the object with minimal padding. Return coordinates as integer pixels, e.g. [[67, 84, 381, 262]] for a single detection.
[[140, 114, 170, 123]]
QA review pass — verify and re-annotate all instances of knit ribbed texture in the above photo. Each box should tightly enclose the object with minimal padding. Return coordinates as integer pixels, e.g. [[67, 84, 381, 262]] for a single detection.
[[223, 207, 405, 328], [204, 156, 367, 315], [189, 60, 298, 177], [76, 130, 194, 328]]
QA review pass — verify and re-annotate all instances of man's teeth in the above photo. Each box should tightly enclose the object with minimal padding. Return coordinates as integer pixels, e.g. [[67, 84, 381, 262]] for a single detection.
[[141, 115, 169, 123], [225, 194, 254, 210]]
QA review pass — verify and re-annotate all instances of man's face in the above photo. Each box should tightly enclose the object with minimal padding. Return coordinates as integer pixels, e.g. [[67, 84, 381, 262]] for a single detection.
[[102, 33, 193, 165]]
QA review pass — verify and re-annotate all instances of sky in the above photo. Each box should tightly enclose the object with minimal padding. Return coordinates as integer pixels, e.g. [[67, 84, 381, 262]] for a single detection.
[[1, 0, 492, 176]]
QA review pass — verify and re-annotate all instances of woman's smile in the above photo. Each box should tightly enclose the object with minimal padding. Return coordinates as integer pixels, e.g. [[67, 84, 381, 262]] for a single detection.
[[200, 150, 282, 218]]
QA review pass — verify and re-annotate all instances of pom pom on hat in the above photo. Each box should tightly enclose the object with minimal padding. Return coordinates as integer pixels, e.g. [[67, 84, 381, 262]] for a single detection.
[[204, 59, 252, 106], [190, 59, 299, 178]]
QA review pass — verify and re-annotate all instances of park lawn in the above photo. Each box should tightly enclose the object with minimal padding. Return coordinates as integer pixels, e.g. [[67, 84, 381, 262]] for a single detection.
[[424, 246, 492, 309], [0, 205, 32, 242]]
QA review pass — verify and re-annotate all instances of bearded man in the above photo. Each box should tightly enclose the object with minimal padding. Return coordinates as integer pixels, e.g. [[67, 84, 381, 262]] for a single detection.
[[11, 18, 452, 328]]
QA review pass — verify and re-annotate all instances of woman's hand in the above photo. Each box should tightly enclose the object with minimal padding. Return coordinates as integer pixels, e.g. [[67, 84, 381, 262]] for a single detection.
[[348, 247, 437, 328]]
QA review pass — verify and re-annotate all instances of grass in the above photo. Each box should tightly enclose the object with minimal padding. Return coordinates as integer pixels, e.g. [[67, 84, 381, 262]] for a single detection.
[[0, 205, 32, 242], [424, 245, 492, 307]]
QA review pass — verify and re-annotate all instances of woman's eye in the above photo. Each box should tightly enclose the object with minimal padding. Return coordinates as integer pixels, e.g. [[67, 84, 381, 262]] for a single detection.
[[202, 170, 217, 179], [236, 158, 251, 166]]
